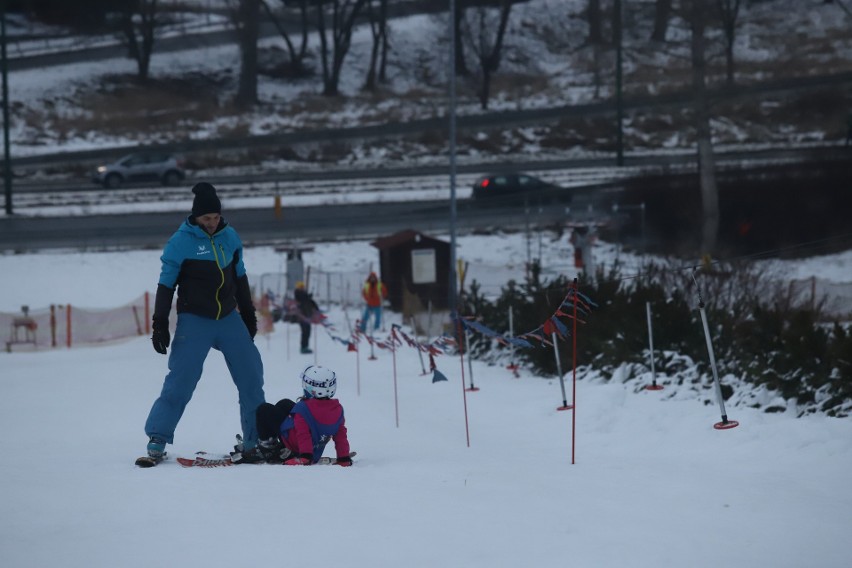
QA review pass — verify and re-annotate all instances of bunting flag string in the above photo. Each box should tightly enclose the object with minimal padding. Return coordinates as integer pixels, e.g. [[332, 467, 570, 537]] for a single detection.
[[333, 324, 456, 368], [324, 328, 358, 352], [304, 285, 595, 386], [453, 286, 597, 350]]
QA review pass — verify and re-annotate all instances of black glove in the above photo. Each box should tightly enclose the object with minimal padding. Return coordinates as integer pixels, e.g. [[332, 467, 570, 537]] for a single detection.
[[152, 318, 170, 355], [151, 284, 174, 355], [241, 310, 258, 340], [336, 456, 353, 467]]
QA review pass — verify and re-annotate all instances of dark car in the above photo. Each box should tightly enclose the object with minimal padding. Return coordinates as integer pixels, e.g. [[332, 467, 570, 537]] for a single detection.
[[92, 152, 186, 188], [472, 172, 571, 203]]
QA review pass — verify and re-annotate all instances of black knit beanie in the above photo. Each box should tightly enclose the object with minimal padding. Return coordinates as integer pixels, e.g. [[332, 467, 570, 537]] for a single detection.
[[191, 182, 221, 217]]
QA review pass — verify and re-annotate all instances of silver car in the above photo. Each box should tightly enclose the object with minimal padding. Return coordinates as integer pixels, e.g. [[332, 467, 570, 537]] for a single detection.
[[92, 152, 186, 188]]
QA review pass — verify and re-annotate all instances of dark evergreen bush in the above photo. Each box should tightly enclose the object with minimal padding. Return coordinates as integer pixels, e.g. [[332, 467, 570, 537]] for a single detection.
[[460, 260, 852, 417]]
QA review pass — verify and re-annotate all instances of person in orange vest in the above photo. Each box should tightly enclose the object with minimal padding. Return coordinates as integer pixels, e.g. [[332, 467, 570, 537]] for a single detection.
[[358, 272, 388, 333]]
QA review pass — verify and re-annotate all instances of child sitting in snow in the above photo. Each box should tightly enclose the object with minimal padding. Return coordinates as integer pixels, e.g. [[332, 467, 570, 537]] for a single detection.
[[232, 365, 352, 466]]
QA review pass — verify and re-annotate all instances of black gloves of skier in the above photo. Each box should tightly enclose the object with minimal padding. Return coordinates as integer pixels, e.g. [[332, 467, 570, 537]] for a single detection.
[[241, 310, 258, 340], [152, 318, 170, 355], [151, 284, 175, 355]]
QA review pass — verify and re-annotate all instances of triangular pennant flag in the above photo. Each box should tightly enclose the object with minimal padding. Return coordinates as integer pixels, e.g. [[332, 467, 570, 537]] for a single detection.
[[432, 369, 448, 383], [551, 316, 569, 336], [347, 341, 357, 352], [506, 336, 534, 348], [464, 318, 501, 338], [525, 328, 547, 343]]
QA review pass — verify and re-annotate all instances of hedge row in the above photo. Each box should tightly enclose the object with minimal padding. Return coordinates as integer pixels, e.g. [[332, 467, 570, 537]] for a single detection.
[[460, 260, 852, 418]]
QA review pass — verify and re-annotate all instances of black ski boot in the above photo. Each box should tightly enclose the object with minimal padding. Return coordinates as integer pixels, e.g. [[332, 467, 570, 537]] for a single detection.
[[232, 437, 283, 464]]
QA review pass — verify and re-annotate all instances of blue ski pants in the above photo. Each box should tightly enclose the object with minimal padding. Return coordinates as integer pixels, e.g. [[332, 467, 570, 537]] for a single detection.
[[145, 310, 265, 448]]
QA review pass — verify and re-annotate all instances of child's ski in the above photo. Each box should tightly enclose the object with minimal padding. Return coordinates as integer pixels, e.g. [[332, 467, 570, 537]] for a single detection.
[[177, 451, 356, 468]]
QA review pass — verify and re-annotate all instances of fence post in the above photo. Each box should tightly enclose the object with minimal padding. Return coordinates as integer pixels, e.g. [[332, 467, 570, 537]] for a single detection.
[[50, 304, 56, 348], [145, 291, 150, 335], [66, 304, 72, 348]]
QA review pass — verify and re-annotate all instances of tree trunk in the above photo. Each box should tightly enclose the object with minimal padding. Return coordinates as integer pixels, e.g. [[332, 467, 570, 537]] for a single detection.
[[717, 0, 741, 86], [317, 0, 368, 97], [235, 0, 260, 108], [263, 0, 310, 76], [316, 1, 334, 95], [690, 0, 719, 254], [454, 1, 468, 76], [468, 1, 513, 110], [479, 67, 492, 110], [378, 0, 389, 82], [121, 0, 158, 82], [587, 0, 603, 45], [651, 0, 672, 42], [363, 0, 387, 91]]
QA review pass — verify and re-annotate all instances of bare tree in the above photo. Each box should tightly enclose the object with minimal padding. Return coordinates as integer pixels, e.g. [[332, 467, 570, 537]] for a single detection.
[[688, 0, 720, 253], [315, 0, 369, 96], [363, 0, 390, 90], [453, 1, 470, 76], [651, 0, 672, 42], [587, 0, 603, 44], [460, 0, 514, 110], [120, 0, 160, 81], [262, 0, 312, 77], [717, 0, 741, 86], [228, 0, 261, 108], [825, 0, 852, 18]]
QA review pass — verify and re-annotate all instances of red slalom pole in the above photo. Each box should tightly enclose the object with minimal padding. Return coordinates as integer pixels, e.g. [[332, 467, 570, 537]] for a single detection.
[[355, 337, 361, 396], [554, 330, 572, 411], [456, 317, 471, 447], [692, 269, 739, 430], [392, 328, 399, 428], [572, 278, 578, 465], [645, 301, 664, 391], [464, 328, 479, 392]]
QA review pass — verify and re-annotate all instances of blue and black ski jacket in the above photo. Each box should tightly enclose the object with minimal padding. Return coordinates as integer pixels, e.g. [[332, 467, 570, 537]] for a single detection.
[[155, 216, 251, 321]]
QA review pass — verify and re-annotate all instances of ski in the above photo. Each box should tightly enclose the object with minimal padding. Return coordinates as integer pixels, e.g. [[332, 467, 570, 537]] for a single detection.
[[316, 452, 357, 465], [176, 455, 233, 468], [177, 451, 357, 468], [135, 453, 167, 468]]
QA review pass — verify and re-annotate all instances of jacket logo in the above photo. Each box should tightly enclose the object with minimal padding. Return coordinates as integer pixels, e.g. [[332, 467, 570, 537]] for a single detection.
[[197, 245, 211, 256]]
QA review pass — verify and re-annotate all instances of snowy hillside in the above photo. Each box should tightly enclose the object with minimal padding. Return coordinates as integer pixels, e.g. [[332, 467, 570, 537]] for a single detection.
[[5, 0, 852, 171], [1, 4, 851, 564], [2, 232, 852, 568]]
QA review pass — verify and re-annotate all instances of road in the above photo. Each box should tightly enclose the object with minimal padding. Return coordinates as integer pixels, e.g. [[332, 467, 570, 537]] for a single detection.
[[2, 145, 847, 252], [0, 197, 583, 252]]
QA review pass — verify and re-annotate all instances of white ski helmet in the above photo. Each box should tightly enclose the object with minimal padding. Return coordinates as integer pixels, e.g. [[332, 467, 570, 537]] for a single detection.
[[301, 365, 337, 399]]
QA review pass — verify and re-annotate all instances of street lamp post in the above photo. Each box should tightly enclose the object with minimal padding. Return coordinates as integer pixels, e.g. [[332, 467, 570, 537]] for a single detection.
[[1, 0, 12, 215], [614, 0, 624, 167], [448, 0, 458, 313]]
